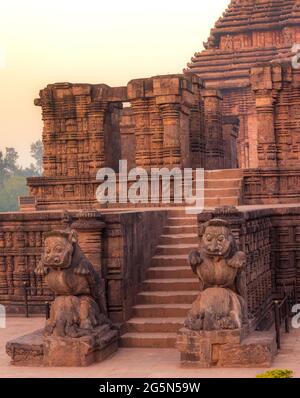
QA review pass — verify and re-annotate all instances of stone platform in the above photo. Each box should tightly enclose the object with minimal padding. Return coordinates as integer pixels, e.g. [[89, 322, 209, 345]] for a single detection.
[[6, 325, 118, 367], [1, 318, 300, 378], [176, 328, 277, 368]]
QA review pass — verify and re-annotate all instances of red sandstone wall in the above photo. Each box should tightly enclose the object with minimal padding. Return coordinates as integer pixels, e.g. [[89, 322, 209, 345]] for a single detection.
[[0, 210, 168, 322], [103, 211, 168, 323], [270, 208, 300, 299], [186, 0, 300, 169]]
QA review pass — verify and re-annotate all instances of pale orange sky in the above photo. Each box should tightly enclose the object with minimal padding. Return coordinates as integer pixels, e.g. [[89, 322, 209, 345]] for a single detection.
[[0, 0, 229, 166]]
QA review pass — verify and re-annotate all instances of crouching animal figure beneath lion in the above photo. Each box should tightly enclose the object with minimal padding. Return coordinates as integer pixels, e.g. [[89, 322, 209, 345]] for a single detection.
[[35, 229, 109, 338], [186, 219, 247, 331]]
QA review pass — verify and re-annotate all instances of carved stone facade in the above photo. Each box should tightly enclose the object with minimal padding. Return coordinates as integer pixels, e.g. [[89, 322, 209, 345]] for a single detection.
[[2, 0, 300, 366], [176, 210, 277, 368], [26, 75, 234, 210], [186, 0, 300, 169], [271, 208, 300, 299], [6, 226, 119, 367], [0, 210, 167, 322]]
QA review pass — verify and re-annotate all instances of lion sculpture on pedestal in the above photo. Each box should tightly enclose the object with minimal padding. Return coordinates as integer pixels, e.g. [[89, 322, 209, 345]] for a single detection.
[[186, 219, 247, 331], [35, 229, 108, 338]]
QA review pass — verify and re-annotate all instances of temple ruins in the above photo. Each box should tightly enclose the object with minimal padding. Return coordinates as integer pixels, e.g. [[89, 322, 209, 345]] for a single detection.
[[2, 0, 300, 367]]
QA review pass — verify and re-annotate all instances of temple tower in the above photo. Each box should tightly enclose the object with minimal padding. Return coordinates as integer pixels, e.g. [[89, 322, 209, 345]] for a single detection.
[[186, 0, 300, 168]]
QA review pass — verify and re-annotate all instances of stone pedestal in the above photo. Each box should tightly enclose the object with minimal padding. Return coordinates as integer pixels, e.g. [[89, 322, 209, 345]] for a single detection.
[[176, 327, 277, 368], [6, 325, 118, 367], [6, 329, 44, 366]]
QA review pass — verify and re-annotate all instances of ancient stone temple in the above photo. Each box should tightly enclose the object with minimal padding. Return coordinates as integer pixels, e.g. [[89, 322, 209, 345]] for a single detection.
[[26, 75, 232, 210], [2, 0, 300, 367], [186, 0, 300, 168], [184, 0, 300, 204]]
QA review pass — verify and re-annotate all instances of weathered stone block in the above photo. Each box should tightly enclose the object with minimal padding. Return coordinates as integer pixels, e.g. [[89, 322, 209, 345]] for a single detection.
[[217, 332, 277, 368], [43, 325, 118, 367], [6, 325, 118, 367], [176, 328, 276, 368], [6, 329, 44, 366]]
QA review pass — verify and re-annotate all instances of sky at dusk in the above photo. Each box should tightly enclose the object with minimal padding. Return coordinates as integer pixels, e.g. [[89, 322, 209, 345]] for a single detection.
[[0, 0, 230, 166]]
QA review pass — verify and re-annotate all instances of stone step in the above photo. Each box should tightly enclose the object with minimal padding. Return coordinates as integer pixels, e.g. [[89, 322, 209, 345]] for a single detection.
[[141, 278, 199, 292], [204, 169, 243, 179], [202, 188, 241, 198], [151, 255, 189, 267], [120, 332, 177, 348], [167, 217, 198, 227], [167, 209, 197, 218], [163, 225, 198, 235], [156, 243, 198, 255], [137, 290, 198, 305], [204, 197, 240, 208], [132, 304, 191, 318], [146, 266, 194, 279], [159, 234, 198, 245], [204, 178, 242, 189], [126, 317, 185, 333]]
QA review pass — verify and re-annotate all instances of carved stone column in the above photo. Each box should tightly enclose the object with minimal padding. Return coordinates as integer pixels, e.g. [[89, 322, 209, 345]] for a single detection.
[[130, 98, 152, 168], [87, 98, 109, 176], [223, 116, 240, 169], [202, 89, 224, 170], [250, 64, 282, 168], [154, 75, 195, 169], [120, 107, 136, 170], [127, 78, 154, 169], [159, 103, 182, 168], [189, 76, 205, 168]]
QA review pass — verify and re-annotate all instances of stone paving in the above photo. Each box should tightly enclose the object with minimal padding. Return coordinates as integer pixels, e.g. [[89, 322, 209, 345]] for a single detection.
[[0, 318, 300, 378]]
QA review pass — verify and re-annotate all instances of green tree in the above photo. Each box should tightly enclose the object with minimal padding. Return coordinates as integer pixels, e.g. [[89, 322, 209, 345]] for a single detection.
[[0, 142, 43, 212], [0, 151, 4, 182], [0, 175, 28, 212], [30, 140, 43, 176], [4, 147, 18, 174]]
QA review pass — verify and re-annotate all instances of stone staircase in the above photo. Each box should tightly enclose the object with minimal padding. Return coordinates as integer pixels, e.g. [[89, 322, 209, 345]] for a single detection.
[[120, 210, 199, 348], [203, 169, 243, 208], [120, 169, 243, 348]]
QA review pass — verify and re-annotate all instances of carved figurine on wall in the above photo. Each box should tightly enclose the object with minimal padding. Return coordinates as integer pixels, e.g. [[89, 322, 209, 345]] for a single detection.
[[35, 229, 109, 338], [186, 219, 247, 331]]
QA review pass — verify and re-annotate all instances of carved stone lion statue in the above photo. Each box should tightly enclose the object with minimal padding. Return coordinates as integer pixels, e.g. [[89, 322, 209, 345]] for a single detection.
[[35, 229, 108, 338], [186, 219, 247, 331]]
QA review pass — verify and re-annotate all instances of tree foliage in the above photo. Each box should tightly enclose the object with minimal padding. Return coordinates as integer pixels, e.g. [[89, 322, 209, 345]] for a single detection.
[[0, 141, 43, 212], [0, 175, 28, 212], [30, 140, 43, 175]]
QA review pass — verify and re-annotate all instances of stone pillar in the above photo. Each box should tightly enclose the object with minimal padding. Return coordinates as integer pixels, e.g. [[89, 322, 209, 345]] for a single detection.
[[0, 254, 7, 296], [189, 76, 205, 168], [127, 80, 152, 169], [149, 99, 164, 168], [154, 75, 194, 169], [35, 83, 111, 180], [202, 89, 224, 170], [128, 75, 195, 170], [131, 98, 152, 169], [250, 64, 282, 168], [34, 86, 57, 178], [87, 96, 109, 177], [223, 116, 239, 169], [159, 103, 182, 168], [120, 107, 136, 170]]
